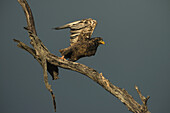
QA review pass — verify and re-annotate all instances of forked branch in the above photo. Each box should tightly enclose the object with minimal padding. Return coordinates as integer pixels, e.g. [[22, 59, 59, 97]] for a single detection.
[[14, 0, 150, 112]]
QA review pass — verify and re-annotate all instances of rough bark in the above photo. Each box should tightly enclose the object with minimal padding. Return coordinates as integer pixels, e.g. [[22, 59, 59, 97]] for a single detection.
[[14, 0, 150, 112]]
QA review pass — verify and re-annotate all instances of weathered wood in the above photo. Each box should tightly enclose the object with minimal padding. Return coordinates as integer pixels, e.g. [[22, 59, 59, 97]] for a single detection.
[[17, 0, 57, 111], [14, 0, 150, 112]]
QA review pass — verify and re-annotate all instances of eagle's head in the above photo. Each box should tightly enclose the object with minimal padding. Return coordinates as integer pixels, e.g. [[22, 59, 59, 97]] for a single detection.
[[92, 37, 105, 45]]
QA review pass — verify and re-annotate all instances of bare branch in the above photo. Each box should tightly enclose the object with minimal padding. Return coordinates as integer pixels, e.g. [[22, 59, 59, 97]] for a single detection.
[[18, 0, 36, 35], [46, 53, 151, 113], [42, 56, 56, 112], [14, 0, 150, 112], [17, 0, 57, 111], [135, 85, 150, 113], [18, 0, 48, 55]]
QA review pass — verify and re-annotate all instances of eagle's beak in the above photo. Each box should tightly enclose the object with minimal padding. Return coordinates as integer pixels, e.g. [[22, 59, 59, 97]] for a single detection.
[[99, 40, 105, 45]]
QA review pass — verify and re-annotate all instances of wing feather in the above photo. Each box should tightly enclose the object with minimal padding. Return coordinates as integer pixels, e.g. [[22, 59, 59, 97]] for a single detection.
[[53, 18, 97, 46]]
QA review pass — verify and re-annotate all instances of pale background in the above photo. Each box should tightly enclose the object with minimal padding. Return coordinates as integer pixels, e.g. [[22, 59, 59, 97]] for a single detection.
[[1, 0, 170, 113]]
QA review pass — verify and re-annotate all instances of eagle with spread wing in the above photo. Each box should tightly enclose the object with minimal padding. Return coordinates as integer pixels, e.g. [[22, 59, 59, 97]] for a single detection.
[[53, 18, 105, 61]]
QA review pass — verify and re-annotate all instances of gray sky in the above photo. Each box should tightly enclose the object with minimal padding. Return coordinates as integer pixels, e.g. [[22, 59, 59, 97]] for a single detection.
[[1, 0, 170, 113]]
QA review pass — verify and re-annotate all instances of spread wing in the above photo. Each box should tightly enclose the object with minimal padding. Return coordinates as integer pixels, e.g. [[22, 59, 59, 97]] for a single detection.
[[53, 18, 97, 46]]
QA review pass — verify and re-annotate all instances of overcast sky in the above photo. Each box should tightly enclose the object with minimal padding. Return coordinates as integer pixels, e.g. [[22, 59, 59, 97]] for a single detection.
[[1, 0, 170, 113]]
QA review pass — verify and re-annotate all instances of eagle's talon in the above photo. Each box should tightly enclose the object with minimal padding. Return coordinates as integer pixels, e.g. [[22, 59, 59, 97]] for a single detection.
[[60, 56, 66, 61]]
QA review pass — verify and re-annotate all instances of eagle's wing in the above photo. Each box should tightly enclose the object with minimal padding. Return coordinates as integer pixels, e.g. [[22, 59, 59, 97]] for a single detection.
[[53, 18, 97, 46]]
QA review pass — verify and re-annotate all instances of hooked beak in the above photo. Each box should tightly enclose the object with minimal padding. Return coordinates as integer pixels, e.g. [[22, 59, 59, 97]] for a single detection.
[[99, 40, 105, 45]]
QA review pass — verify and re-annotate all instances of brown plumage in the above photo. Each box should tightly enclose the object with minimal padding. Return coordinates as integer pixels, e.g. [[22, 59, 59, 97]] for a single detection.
[[53, 18, 105, 61]]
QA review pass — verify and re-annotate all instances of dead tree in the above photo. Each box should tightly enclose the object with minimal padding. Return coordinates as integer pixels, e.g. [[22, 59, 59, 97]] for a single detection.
[[14, 0, 150, 112]]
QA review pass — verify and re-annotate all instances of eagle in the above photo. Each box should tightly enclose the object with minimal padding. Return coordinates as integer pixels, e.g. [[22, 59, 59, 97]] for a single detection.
[[53, 18, 105, 62]]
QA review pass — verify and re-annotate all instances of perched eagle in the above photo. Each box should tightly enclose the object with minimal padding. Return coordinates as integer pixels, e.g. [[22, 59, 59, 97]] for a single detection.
[[53, 18, 105, 61]]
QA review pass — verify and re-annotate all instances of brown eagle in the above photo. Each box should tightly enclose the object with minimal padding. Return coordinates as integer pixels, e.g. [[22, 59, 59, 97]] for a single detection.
[[53, 18, 105, 61]]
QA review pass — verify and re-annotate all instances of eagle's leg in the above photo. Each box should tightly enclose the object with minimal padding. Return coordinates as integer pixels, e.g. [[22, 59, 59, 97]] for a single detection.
[[59, 47, 73, 61]]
